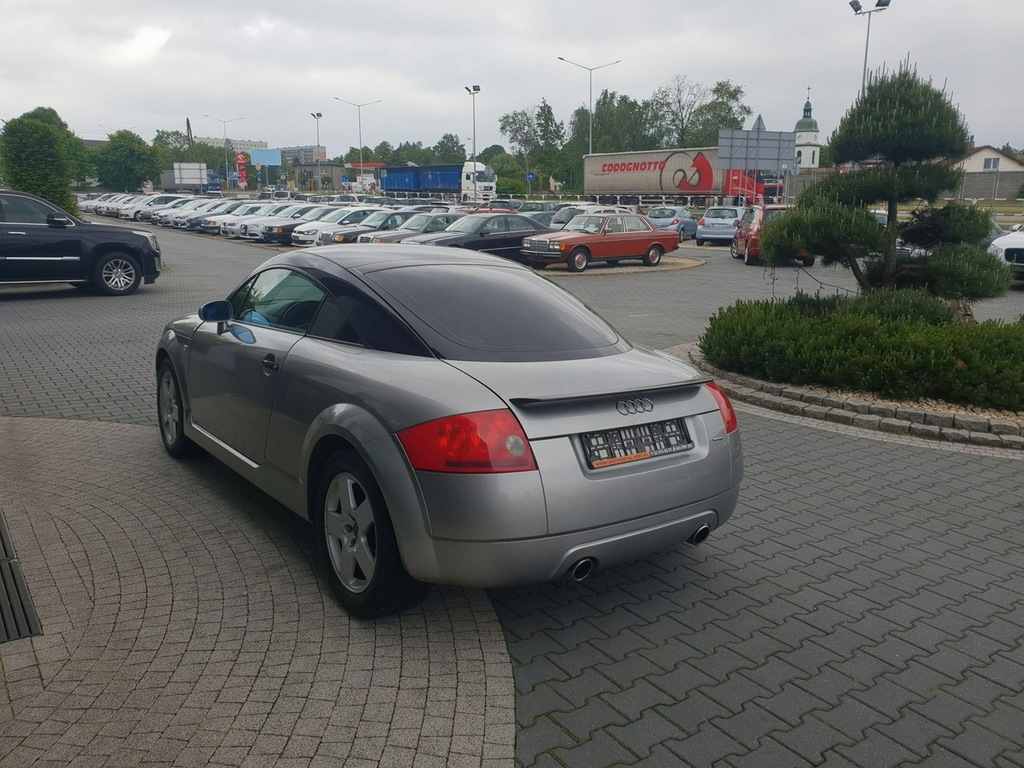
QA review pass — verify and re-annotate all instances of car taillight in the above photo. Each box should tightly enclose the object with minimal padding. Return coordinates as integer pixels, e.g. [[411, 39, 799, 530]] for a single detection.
[[698, 218, 705, 226], [705, 382, 738, 434], [671, 218, 680, 226], [398, 409, 537, 473]]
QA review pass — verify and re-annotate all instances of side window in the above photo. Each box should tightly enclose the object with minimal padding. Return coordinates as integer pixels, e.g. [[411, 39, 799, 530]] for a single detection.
[[230, 268, 326, 333], [739, 209, 756, 226], [0, 195, 59, 224], [624, 216, 648, 233], [606, 217, 624, 234], [308, 282, 424, 355], [482, 217, 506, 234]]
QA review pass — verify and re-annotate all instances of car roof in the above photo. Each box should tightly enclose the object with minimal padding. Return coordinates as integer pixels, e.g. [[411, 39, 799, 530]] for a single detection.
[[264, 243, 526, 276]]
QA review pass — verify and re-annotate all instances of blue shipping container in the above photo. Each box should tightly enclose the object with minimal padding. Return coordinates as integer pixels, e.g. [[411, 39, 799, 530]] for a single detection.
[[381, 164, 463, 194]]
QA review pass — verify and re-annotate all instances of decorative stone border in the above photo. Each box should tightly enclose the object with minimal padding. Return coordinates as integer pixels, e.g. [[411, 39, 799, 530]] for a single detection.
[[673, 343, 1024, 451]]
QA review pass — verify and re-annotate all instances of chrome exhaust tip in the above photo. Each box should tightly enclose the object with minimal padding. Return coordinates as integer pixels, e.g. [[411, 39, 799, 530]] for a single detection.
[[569, 558, 596, 582], [689, 525, 711, 546]]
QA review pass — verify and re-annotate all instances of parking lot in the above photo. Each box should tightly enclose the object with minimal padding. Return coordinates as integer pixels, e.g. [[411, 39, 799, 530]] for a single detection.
[[2, 226, 1024, 767]]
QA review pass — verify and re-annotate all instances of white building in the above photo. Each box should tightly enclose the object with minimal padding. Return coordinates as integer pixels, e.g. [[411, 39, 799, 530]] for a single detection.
[[794, 97, 821, 169]]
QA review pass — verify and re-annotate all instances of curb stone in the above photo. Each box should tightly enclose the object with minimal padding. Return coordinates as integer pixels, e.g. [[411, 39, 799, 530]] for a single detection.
[[670, 343, 1024, 452]]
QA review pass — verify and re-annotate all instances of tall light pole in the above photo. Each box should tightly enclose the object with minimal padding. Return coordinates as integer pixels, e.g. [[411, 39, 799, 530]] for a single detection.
[[203, 114, 243, 192], [557, 56, 621, 155], [310, 112, 322, 190], [464, 85, 480, 202], [335, 97, 381, 192], [849, 0, 891, 95]]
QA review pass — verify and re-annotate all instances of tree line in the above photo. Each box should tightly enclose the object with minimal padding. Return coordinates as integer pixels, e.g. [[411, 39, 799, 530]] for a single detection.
[[3, 73, 1022, 204]]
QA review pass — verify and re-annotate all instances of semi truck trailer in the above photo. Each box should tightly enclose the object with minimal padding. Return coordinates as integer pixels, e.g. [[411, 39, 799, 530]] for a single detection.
[[380, 161, 497, 202], [584, 149, 784, 205]]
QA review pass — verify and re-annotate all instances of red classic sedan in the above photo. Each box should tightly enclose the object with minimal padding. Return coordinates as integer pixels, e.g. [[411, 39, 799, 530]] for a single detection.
[[521, 212, 680, 272]]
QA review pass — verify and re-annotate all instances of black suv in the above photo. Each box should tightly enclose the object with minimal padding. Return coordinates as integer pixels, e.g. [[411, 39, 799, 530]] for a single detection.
[[0, 189, 161, 296]]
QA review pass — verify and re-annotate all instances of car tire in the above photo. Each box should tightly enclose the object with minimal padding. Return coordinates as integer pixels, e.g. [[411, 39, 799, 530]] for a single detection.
[[696, 238, 704, 246], [567, 248, 590, 273], [93, 252, 142, 295], [801, 256, 816, 267], [642, 245, 663, 267], [743, 243, 757, 266], [157, 360, 197, 458], [730, 240, 741, 259], [315, 450, 429, 618]]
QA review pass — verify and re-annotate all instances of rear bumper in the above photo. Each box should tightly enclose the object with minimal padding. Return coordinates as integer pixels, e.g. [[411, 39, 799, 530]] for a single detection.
[[397, 484, 741, 588]]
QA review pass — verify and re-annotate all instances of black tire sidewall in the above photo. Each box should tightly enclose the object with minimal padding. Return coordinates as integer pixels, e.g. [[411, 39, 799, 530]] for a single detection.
[[314, 451, 427, 618], [94, 251, 142, 296], [157, 361, 195, 457], [567, 248, 589, 273]]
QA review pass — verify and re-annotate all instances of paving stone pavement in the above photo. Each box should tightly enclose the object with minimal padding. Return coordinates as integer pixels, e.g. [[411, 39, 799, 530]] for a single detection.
[[1, 227, 1023, 767], [0, 417, 514, 768]]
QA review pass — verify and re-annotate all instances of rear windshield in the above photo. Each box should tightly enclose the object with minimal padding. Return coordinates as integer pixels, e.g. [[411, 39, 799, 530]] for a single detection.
[[704, 207, 741, 219], [363, 264, 627, 362]]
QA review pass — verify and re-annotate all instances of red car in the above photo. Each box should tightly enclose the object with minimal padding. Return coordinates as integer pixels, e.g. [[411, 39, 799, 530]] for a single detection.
[[731, 204, 815, 266], [521, 212, 679, 272]]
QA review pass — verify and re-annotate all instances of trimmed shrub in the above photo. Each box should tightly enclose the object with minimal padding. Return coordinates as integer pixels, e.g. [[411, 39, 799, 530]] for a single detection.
[[698, 292, 1023, 411]]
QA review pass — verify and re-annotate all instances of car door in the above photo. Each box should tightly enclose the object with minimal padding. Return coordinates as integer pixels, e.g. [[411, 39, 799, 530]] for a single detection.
[[488, 215, 541, 260], [187, 268, 326, 463], [623, 215, 657, 256], [0, 193, 84, 282], [734, 207, 757, 252], [597, 216, 631, 259]]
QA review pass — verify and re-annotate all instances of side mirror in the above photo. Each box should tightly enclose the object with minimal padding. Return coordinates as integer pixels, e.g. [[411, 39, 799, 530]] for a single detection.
[[1011, 224, 1022, 232], [47, 213, 73, 227], [199, 300, 232, 323]]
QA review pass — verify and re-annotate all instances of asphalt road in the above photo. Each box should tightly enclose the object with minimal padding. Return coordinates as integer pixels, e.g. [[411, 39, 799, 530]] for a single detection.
[[2, 226, 1023, 767]]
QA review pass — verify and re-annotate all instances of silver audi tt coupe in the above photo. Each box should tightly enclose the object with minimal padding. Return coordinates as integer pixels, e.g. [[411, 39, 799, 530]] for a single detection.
[[155, 245, 743, 617]]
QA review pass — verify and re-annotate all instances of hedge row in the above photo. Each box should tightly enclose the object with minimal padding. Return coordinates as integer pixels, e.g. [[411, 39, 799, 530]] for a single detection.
[[697, 290, 1024, 412]]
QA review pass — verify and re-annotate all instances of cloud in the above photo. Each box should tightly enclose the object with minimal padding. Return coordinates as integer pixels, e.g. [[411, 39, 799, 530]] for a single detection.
[[99, 26, 172, 65]]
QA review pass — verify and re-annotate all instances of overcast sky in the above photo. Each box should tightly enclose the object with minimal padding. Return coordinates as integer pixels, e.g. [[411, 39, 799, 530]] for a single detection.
[[3, 0, 1020, 158]]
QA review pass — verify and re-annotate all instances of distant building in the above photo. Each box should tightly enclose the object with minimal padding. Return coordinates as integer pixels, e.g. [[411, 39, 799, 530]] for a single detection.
[[278, 145, 327, 164], [193, 136, 269, 154], [794, 95, 821, 169], [955, 145, 1024, 200]]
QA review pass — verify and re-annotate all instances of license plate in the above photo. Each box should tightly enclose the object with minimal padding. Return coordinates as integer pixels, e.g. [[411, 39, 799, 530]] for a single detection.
[[582, 419, 694, 469]]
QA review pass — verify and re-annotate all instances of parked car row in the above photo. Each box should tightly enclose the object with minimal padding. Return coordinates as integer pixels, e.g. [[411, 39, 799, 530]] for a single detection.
[[81, 192, 695, 272]]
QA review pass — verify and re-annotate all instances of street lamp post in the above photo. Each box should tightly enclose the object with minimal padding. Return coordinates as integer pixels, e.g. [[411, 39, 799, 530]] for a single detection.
[[849, 0, 892, 95], [334, 97, 381, 192], [464, 86, 480, 202], [557, 56, 621, 155], [310, 112, 322, 190], [203, 114, 243, 192]]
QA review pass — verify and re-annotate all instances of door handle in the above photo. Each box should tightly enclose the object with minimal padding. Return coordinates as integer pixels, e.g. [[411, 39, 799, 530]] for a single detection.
[[262, 355, 279, 372]]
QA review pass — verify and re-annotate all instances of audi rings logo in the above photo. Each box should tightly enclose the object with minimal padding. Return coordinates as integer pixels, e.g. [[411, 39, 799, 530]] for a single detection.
[[616, 398, 654, 415]]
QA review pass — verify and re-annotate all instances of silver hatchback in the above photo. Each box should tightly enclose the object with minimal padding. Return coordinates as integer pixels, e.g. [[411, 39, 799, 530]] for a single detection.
[[155, 246, 743, 617], [695, 205, 744, 246]]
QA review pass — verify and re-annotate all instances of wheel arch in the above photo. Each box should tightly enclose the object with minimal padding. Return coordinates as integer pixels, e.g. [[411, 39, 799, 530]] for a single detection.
[[302, 412, 430, 543]]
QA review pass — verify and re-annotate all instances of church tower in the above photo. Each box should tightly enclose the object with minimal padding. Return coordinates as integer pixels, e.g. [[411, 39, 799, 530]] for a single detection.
[[794, 89, 821, 169]]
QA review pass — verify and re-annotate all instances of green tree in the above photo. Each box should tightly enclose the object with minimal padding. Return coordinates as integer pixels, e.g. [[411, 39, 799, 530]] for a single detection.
[[10, 106, 93, 186], [651, 75, 711, 147], [477, 144, 506, 165], [490, 152, 527, 196], [687, 80, 752, 147], [432, 133, 467, 163], [93, 130, 160, 192], [760, 61, 1010, 302], [0, 115, 78, 212]]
